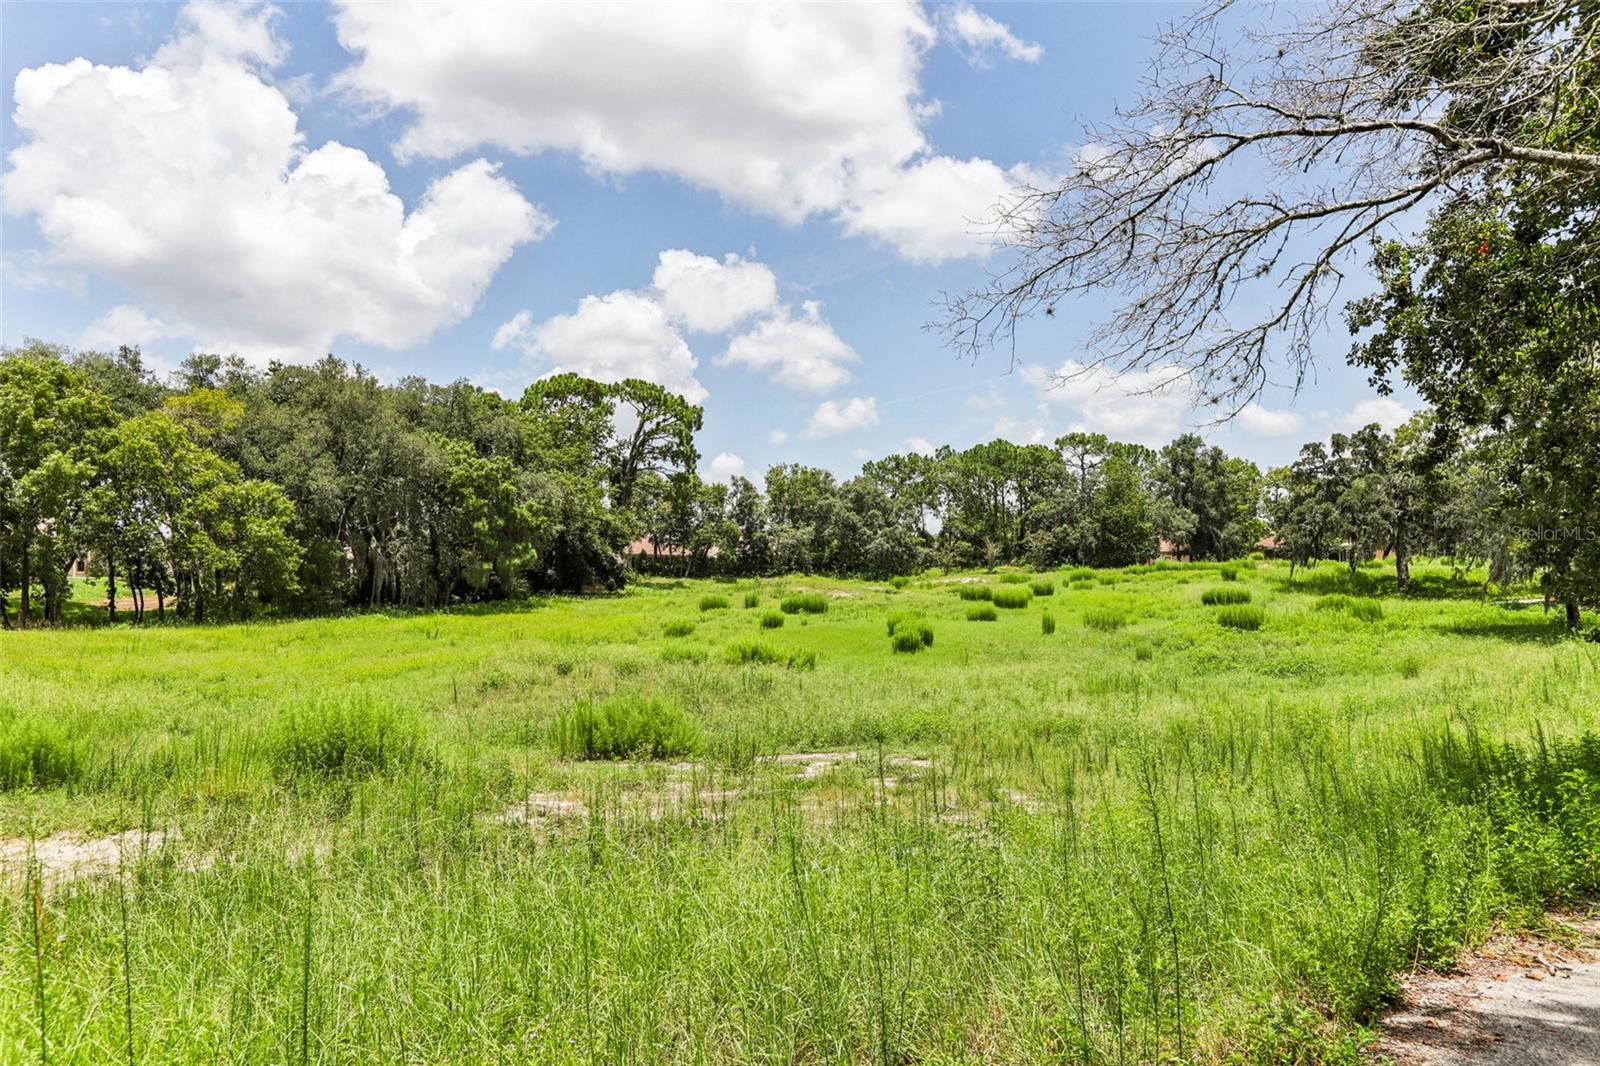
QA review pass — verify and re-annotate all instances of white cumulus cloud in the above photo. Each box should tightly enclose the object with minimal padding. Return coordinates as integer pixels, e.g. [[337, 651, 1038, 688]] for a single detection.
[[707, 452, 748, 483], [720, 301, 858, 393], [1236, 403, 1306, 438], [1023, 361, 1195, 447], [651, 250, 777, 334], [3, 1, 548, 358], [901, 436, 936, 456], [500, 290, 706, 403], [803, 396, 879, 439], [938, 3, 1043, 67], [331, 1, 1034, 263], [1338, 397, 1414, 432]]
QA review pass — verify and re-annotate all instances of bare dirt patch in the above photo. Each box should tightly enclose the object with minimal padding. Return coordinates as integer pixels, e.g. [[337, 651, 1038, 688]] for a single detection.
[[1373, 912, 1600, 1065], [0, 827, 179, 884]]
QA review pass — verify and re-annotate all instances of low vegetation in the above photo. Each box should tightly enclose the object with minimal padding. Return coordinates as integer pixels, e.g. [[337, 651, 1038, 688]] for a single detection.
[[991, 585, 1033, 609], [779, 593, 828, 615], [1201, 586, 1252, 606]]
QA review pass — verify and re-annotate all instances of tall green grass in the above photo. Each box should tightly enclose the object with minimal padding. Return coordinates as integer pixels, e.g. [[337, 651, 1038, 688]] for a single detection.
[[550, 695, 701, 760], [1201, 586, 1252, 606], [966, 603, 998, 621], [1217, 605, 1266, 630], [268, 697, 423, 780], [991, 586, 1033, 609], [1083, 607, 1126, 631], [780, 593, 828, 615], [698, 594, 730, 611], [956, 586, 992, 601]]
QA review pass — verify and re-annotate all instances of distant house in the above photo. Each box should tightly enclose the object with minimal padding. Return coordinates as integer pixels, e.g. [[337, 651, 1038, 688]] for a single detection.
[[1156, 538, 1188, 561], [623, 536, 720, 576], [622, 536, 719, 561]]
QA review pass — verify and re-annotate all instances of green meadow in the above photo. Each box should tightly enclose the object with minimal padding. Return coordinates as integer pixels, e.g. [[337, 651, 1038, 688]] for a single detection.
[[3, 559, 1598, 1063]]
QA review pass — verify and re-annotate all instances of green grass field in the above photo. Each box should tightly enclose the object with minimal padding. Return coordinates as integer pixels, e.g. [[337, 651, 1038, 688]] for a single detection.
[[3, 560, 1598, 1063]]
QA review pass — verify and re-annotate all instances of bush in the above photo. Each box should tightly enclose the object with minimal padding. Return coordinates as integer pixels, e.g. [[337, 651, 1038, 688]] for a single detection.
[[1083, 608, 1126, 631], [996, 572, 1030, 584], [662, 620, 695, 638], [1032, 580, 1055, 596], [742, 590, 760, 608], [957, 585, 992, 601], [551, 695, 701, 760], [992, 585, 1033, 609], [1350, 598, 1385, 623], [891, 630, 922, 654], [0, 714, 84, 791], [1217, 605, 1265, 630], [888, 576, 911, 589], [724, 640, 816, 669], [780, 593, 828, 614], [699, 594, 729, 611], [967, 604, 998, 622], [269, 697, 423, 780], [1201, 586, 1252, 606], [1219, 564, 1240, 581], [1041, 611, 1056, 635], [760, 611, 785, 629]]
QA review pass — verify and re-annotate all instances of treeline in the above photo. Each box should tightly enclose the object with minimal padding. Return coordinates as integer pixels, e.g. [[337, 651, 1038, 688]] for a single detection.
[[1, 340, 1593, 627]]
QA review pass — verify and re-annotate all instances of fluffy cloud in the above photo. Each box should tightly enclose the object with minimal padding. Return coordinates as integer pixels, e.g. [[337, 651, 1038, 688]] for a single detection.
[[901, 436, 936, 456], [651, 250, 777, 334], [81, 305, 182, 350], [769, 430, 789, 446], [803, 396, 879, 438], [707, 452, 748, 483], [1235, 403, 1306, 437], [938, 3, 1043, 67], [331, 2, 1034, 263], [1023, 361, 1195, 446], [495, 290, 706, 403], [720, 301, 858, 393], [1338, 396, 1414, 432], [3, 1, 548, 358]]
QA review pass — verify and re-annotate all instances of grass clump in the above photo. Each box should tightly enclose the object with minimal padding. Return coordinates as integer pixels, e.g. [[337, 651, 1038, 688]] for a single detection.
[[662, 619, 695, 638], [891, 630, 923, 654], [996, 572, 1030, 584], [698, 594, 730, 611], [268, 697, 422, 780], [967, 603, 998, 622], [724, 640, 816, 670], [742, 590, 761, 608], [1219, 564, 1241, 581], [1201, 586, 1252, 606], [1315, 594, 1351, 612], [1031, 579, 1055, 596], [1083, 607, 1126, 631], [759, 611, 785, 629], [1350, 598, 1385, 623], [551, 695, 701, 760], [1041, 611, 1056, 635], [0, 713, 84, 790], [991, 585, 1033, 609], [888, 575, 911, 589], [780, 593, 828, 615], [1068, 566, 1097, 580], [1134, 640, 1155, 661], [1217, 605, 1266, 631], [956, 585, 992, 601], [1071, 579, 1096, 591]]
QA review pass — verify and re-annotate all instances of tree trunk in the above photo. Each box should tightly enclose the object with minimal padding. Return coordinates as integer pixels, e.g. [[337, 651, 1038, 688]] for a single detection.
[[19, 538, 29, 630], [1567, 598, 1582, 631], [107, 551, 118, 623], [1393, 527, 1410, 592]]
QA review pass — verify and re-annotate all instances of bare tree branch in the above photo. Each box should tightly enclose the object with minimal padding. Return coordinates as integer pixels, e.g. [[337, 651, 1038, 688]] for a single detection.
[[940, 0, 1600, 415]]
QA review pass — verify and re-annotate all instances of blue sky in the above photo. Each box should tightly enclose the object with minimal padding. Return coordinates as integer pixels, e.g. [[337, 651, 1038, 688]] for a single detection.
[[0, 1, 1416, 479]]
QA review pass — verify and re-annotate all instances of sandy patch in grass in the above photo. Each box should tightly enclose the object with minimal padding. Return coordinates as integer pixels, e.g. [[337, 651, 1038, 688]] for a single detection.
[[1373, 911, 1600, 1065], [0, 827, 179, 884]]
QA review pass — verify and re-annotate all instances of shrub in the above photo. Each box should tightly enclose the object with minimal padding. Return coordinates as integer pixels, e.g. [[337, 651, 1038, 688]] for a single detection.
[[0, 714, 84, 791], [888, 576, 911, 589], [1350, 598, 1385, 623], [891, 630, 923, 653], [1315, 594, 1351, 612], [1217, 605, 1265, 631], [780, 593, 828, 614], [996, 572, 1030, 584], [269, 696, 422, 780], [1041, 611, 1056, 635], [967, 604, 998, 622], [699, 594, 729, 611], [1032, 580, 1055, 596], [1219, 564, 1241, 581], [551, 695, 701, 760], [724, 640, 816, 669], [957, 585, 992, 601], [662, 620, 695, 638], [1201, 586, 1252, 606], [992, 585, 1033, 609], [1083, 608, 1126, 631], [760, 611, 785, 629], [1248, 551, 1265, 561], [742, 590, 761, 608]]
